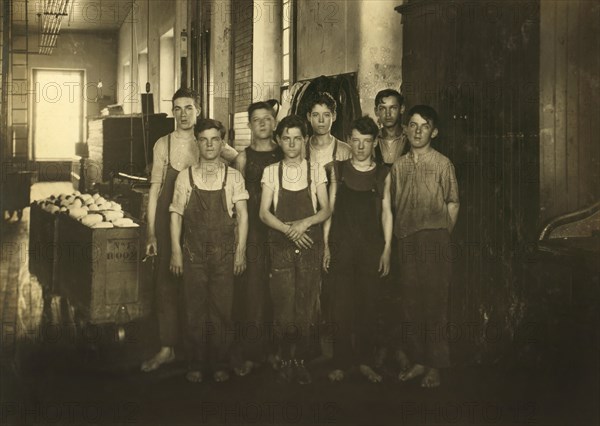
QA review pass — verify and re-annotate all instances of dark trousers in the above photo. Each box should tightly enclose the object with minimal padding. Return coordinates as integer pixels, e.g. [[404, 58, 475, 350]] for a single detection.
[[155, 226, 181, 347], [330, 240, 383, 369], [269, 238, 323, 360], [183, 249, 235, 372], [238, 222, 271, 361], [397, 229, 451, 369]]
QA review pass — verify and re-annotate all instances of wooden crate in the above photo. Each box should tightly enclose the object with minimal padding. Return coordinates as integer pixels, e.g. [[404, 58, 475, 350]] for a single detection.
[[56, 214, 152, 325], [28, 203, 60, 294]]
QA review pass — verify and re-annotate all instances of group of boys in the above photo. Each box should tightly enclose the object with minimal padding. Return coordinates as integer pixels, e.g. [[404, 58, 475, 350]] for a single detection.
[[141, 87, 459, 388]]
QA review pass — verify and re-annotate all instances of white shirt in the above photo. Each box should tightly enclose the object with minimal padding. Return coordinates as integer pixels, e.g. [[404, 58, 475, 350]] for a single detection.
[[170, 164, 249, 217]]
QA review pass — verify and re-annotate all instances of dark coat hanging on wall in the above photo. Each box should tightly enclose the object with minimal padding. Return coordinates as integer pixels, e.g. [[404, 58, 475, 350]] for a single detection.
[[289, 74, 362, 142]]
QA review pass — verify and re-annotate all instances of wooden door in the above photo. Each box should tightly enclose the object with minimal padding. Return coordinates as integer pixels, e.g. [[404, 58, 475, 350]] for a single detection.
[[399, 0, 540, 364]]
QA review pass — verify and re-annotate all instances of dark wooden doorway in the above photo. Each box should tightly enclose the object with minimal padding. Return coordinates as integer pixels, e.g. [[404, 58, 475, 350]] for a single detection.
[[397, 0, 541, 364]]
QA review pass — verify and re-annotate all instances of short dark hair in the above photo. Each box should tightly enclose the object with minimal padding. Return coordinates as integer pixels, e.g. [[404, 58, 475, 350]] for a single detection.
[[172, 88, 201, 109], [375, 89, 404, 108], [350, 116, 379, 140], [306, 92, 337, 114], [406, 105, 439, 129], [195, 118, 226, 139], [275, 115, 308, 138], [247, 101, 276, 121]]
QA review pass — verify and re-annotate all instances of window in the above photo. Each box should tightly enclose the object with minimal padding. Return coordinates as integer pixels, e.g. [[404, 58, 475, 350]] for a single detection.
[[138, 48, 148, 112], [159, 28, 175, 115], [122, 61, 133, 114], [281, 0, 294, 102], [138, 48, 148, 92], [32, 69, 84, 159]]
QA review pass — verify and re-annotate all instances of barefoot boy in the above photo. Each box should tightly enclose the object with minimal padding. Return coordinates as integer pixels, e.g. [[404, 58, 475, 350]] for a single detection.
[[170, 119, 249, 383], [259, 115, 331, 384], [234, 102, 283, 371], [305, 92, 351, 350], [142, 88, 201, 373], [391, 105, 459, 388], [325, 116, 393, 383]]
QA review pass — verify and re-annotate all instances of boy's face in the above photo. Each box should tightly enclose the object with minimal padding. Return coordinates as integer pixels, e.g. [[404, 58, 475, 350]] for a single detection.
[[406, 113, 438, 149], [349, 129, 376, 162], [307, 104, 336, 136], [277, 127, 305, 160], [375, 96, 404, 129], [248, 108, 275, 140], [173, 97, 200, 131], [197, 128, 223, 161]]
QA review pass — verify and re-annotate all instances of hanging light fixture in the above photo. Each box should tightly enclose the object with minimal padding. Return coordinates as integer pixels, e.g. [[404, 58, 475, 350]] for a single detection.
[[39, 0, 70, 55]]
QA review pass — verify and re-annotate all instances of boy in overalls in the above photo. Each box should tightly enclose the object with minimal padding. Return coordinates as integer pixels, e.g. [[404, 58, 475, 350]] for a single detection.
[[305, 92, 352, 357], [326, 116, 393, 383], [170, 119, 249, 383], [259, 115, 331, 384], [142, 88, 201, 372], [234, 102, 283, 372]]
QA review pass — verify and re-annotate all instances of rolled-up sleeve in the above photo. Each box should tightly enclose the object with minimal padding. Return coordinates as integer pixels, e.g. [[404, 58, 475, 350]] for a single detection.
[[150, 138, 167, 184], [261, 164, 276, 191], [169, 169, 191, 216], [230, 169, 249, 204], [313, 162, 328, 187], [442, 161, 459, 204]]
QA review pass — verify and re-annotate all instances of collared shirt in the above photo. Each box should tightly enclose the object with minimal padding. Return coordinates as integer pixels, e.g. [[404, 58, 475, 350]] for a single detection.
[[169, 164, 249, 217], [391, 148, 459, 238], [375, 130, 407, 165]]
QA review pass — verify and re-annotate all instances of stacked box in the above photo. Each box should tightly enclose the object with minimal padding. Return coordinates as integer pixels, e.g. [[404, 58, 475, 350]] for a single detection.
[[56, 214, 152, 325]]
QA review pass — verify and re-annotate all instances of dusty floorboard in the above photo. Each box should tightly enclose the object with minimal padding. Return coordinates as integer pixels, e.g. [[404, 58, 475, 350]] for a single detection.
[[1, 184, 598, 426]]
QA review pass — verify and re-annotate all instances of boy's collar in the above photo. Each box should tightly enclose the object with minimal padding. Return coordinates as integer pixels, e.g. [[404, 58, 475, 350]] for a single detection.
[[408, 148, 435, 159]]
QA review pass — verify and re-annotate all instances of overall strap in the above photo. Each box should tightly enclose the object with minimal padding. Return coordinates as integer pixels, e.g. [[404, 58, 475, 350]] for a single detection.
[[277, 160, 284, 205], [306, 159, 313, 197], [188, 166, 195, 188], [332, 137, 338, 161], [167, 134, 171, 165], [221, 165, 229, 213], [374, 143, 384, 165], [222, 165, 229, 188]]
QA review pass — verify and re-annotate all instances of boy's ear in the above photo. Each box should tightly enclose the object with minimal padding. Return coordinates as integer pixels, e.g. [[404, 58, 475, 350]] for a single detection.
[[400, 105, 405, 115], [431, 128, 439, 139]]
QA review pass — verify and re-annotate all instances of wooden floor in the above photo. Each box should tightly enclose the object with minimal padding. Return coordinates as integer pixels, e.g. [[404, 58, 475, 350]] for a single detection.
[[1, 183, 598, 426]]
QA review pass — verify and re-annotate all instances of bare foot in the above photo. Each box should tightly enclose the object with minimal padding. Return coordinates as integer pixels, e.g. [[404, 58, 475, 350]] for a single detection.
[[213, 370, 230, 382], [395, 349, 410, 373], [398, 363, 426, 382], [185, 371, 203, 383], [374, 347, 387, 368], [421, 368, 440, 388], [234, 360, 255, 377], [141, 347, 175, 372], [359, 364, 382, 383], [268, 354, 282, 370], [328, 369, 345, 382]]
